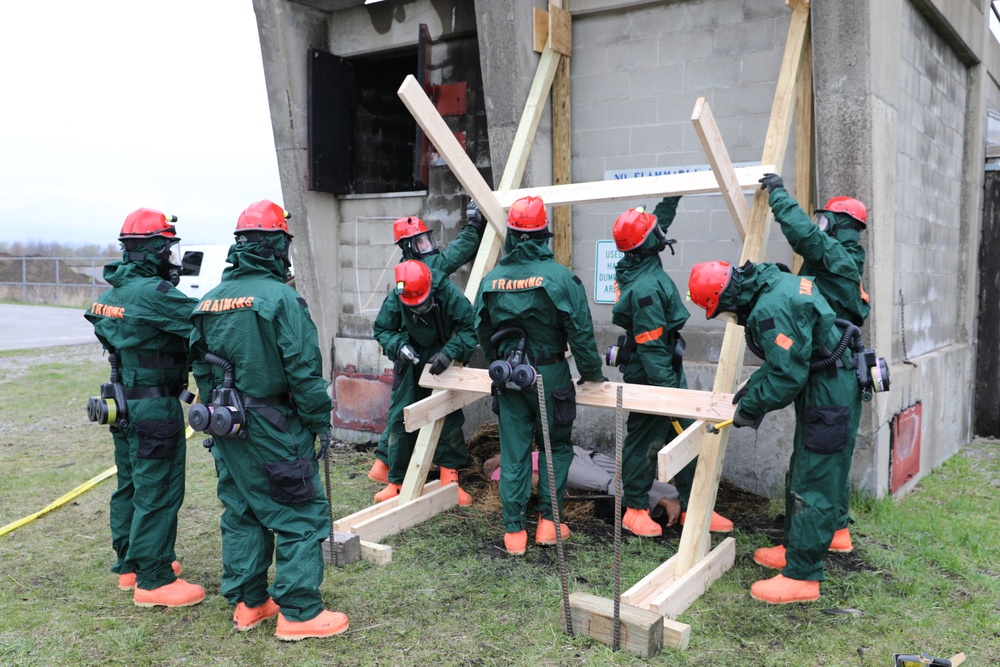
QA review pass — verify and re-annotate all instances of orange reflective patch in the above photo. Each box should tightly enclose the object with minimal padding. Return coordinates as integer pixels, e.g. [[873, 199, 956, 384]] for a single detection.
[[774, 333, 794, 350], [635, 327, 663, 344], [613, 280, 620, 303], [799, 278, 813, 295], [860, 281, 870, 304]]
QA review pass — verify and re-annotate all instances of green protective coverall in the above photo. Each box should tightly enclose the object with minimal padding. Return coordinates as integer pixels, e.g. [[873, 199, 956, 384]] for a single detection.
[[372, 267, 478, 485], [374, 222, 483, 466], [769, 186, 869, 532], [84, 240, 196, 590], [475, 234, 604, 532], [189, 234, 332, 623], [722, 262, 862, 582], [611, 197, 699, 510]]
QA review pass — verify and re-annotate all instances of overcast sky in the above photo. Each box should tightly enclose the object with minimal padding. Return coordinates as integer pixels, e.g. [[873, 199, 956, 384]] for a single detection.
[[0, 1, 282, 247]]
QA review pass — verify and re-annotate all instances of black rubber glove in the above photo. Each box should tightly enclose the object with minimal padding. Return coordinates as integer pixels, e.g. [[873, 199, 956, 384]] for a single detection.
[[466, 199, 484, 232], [578, 375, 609, 385], [428, 351, 452, 375], [732, 385, 750, 405], [315, 431, 333, 460], [399, 344, 420, 365], [759, 172, 784, 194], [732, 410, 762, 430]]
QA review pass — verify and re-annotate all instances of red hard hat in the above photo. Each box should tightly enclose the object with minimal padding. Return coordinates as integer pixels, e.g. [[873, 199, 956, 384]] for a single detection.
[[819, 196, 867, 228], [613, 208, 657, 251], [393, 216, 429, 243], [688, 261, 733, 319], [394, 260, 432, 307], [119, 208, 179, 240], [236, 200, 293, 237], [507, 196, 547, 232]]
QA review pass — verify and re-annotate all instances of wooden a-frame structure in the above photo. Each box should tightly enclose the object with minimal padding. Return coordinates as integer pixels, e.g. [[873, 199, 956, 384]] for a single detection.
[[335, 0, 813, 651]]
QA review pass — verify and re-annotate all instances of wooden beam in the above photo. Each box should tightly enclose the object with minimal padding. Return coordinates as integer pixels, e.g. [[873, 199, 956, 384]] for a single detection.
[[792, 31, 814, 274], [622, 537, 735, 620], [418, 367, 735, 423], [403, 388, 484, 433], [552, 52, 572, 267], [349, 482, 458, 544], [673, 0, 810, 576], [532, 7, 548, 53], [691, 97, 751, 241], [493, 165, 771, 209], [548, 4, 572, 56], [335, 480, 445, 533], [398, 75, 509, 240], [563, 591, 664, 658], [656, 420, 703, 483], [662, 618, 691, 651], [360, 540, 392, 566]]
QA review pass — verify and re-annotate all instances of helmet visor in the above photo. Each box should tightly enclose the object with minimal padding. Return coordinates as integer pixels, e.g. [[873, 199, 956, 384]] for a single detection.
[[410, 233, 437, 256], [167, 242, 183, 268], [813, 212, 834, 233]]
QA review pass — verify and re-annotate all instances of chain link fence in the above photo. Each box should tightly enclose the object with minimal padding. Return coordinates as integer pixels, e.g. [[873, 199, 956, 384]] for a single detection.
[[0, 256, 118, 307]]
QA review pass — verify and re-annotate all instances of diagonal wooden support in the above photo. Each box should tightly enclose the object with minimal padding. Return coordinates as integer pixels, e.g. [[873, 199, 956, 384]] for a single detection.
[[673, 0, 811, 576], [691, 98, 752, 241], [403, 387, 483, 433]]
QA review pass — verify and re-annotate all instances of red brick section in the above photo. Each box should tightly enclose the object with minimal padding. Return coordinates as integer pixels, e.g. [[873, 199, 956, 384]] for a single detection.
[[332, 368, 393, 432]]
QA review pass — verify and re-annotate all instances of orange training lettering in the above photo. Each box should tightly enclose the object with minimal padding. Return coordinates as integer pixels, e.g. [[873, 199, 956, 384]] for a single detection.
[[490, 276, 544, 290], [196, 296, 255, 313], [90, 303, 125, 318]]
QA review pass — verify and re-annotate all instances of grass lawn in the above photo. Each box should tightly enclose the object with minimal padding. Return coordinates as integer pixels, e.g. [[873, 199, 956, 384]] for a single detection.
[[1, 344, 997, 666]]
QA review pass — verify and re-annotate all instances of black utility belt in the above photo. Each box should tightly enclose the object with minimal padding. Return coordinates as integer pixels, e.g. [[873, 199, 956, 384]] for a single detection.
[[533, 352, 565, 366], [123, 385, 188, 401]]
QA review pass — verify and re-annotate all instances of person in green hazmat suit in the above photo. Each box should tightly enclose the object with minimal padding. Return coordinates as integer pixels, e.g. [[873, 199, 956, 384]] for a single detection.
[[84, 208, 205, 608], [371, 259, 478, 505], [188, 200, 348, 641], [688, 259, 863, 604], [474, 195, 606, 556], [367, 206, 485, 488], [608, 198, 732, 538], [759, 172, 870, 559]]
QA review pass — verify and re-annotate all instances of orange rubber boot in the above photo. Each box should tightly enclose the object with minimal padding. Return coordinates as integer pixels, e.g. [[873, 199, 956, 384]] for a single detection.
[[373, 483, 401, 503], [622, 508, 663, 537], [828, 527, 853, 552], [504, 530, 528, 556], [750, 574, 819, 604], [234, 598, 280, 631], [753, 545, 787, 570], [133, 578, 206, 608], [367, 459, 389, 484], [118, 560, 182, 591], [275, 610, 349, 641], [535, 517, 571, 545], [680, 511, 734, 533], [439, 467, 472, 506]]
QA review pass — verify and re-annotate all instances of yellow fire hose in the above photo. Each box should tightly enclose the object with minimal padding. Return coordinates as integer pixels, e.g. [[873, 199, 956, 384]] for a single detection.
[[0, 424, 198, 538], [0, 465, 117, 537]]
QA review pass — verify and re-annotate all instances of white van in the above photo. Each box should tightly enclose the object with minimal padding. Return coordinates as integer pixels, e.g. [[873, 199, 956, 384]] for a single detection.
[[176, 245, 231, 299]]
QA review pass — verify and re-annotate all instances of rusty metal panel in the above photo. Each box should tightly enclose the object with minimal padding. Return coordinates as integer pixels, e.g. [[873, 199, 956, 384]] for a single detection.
[[332, 369, 393, 432], [890, 402, 922, 494]]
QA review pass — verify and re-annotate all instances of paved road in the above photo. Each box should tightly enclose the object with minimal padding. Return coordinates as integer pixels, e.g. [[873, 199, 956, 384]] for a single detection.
[[0, 304, 97, 351]]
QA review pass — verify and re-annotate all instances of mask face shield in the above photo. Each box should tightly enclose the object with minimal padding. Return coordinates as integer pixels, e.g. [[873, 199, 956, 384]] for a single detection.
[[410, 232, 437, 257], [167, 241, 182, 269], [409, 296, 435, 315], [813, 212, 834, 233]]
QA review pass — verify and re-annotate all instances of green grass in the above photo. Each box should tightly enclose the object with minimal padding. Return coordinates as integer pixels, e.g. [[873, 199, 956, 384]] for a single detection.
[[1, 344, 997, 666]]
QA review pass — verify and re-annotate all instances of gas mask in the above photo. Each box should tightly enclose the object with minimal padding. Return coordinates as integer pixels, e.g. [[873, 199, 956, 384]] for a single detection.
[[159, 241, 182, 286], [409, 295, 437, 316], [813, 211, 862, 238], [406, 232, 438, 258]]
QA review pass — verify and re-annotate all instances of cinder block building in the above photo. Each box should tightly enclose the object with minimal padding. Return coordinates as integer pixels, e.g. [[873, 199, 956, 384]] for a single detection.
[[251, 0, 1000, 500]]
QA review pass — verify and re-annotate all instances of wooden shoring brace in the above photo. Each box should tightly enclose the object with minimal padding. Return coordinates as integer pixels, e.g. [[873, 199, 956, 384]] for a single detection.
[[391, 42, 564, 507], [672, 0, 812, 580], [792, 33, 815, 274]]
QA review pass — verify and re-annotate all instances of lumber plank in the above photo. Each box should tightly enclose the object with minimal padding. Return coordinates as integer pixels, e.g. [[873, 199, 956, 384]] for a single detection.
[[398, 416, 445, 502], [532, 7, 548, 53], [621, 556, 677, 611], [662, 618, 691, 651], [350, 482, 459, 543], [674, 0, 810, 576], [403, 387, 484, 433], [398, 75, 508, 240], [647, 538, 736, 619], [792, 32, 814, 274], [493, 165, 772, 209], [691, 97, 751, 241], [563, 591, 664, 658], [548, 4, 572, 56], [334, 480, 444, 533], [360, 540, 392, 566], [552, 51, 572, 267], [418, 366, 735, 423], [657, 420, 704, 483]]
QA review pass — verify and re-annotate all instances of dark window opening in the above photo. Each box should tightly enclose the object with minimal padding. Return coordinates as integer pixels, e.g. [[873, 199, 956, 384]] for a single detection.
[[181, 251, 203, 276], [308, 48, 419, 195]]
